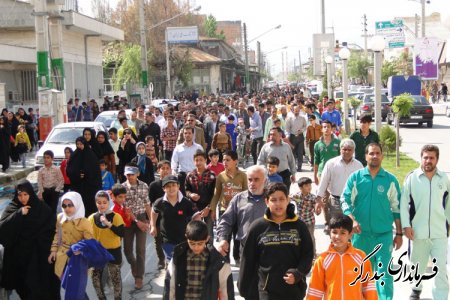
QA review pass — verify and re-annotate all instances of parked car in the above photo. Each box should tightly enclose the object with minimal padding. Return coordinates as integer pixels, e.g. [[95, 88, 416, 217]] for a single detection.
[[387, 95, 434, 128], [355, 94, 391, 121], [95, 110, 134, 130], [149, 99, 179, 111], [35, 121, 107, 168]]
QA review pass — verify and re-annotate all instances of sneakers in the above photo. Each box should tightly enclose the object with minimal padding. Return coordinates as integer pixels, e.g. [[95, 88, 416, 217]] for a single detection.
[[135, 278, 143, 290], [410, 290, 421, 300]]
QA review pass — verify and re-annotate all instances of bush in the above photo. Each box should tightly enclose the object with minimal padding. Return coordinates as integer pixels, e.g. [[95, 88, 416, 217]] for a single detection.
[[379, 125, 400, 156]]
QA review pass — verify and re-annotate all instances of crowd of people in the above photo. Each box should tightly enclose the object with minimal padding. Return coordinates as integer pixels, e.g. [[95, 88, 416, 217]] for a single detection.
[[0, 88, 449, 300]]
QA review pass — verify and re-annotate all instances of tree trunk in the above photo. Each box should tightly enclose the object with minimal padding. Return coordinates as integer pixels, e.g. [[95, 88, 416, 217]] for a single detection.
[[396, 114, 400, 167]]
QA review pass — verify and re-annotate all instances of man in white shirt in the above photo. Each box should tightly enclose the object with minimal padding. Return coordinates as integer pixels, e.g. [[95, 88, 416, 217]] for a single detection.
[[285, 104, 307, 171], [316, 138, 363, 233], [108, 127, 121, 181], [157, 108, 178, 130], [171, 125, 203, 195]]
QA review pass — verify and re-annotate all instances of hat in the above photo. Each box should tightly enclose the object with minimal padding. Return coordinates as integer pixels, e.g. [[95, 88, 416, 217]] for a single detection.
[[124, 166, 139, 175], [162, 175, 179, 187]]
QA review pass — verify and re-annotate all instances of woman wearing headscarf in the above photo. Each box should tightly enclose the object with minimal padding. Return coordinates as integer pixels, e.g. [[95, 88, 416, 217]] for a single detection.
[[117, 128, 137, 183], [6, 111, 20, 162], [96, 131, 116, 177], [0, 117, 11, 172], [66, 137, 102, 216], [131, 141, 155, 185], [83, 127, 102, 159], [48, 192, 93, 287], [0, 180, 59, 299]]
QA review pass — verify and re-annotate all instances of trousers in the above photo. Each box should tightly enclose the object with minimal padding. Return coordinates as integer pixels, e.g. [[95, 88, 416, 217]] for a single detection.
[[123, 224, 147, 279]]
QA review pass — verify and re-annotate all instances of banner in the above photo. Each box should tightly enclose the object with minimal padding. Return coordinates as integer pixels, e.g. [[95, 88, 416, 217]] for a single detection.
[[414, 37, 440, 80]]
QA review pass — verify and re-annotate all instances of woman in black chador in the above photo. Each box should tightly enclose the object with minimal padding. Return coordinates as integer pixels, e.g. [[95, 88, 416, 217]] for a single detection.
[[66, 137, 102, 216], [0, 180, 59, 299]]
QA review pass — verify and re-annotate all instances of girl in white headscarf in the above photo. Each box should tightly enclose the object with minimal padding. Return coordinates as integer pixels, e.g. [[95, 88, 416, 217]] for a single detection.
[[48, 191, 94, 280]]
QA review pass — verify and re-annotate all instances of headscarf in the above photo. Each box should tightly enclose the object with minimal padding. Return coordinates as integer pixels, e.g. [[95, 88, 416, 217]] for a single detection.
[[94, 190, 113, 215], [96, 131, 114, 156], [135, 141, 146, 174], [60, 191, 85, 223], [83, 128, 102, 159]]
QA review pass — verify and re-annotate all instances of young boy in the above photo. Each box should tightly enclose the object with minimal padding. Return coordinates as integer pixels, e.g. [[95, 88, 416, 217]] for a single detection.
[[145, 135, 158, 166], [206, 149, 225, 175], [306, 115, 322, 168], [267, 156, 283, 183], [163, 220, 234, 299], [306, 215, 377, 300], [185, 150, 216, 244], [291, 177, 317, 255], [151, 175, 200, 262], [212, 122, 232, 161], [89, 191, 125, 300], [225, 115, 237, 150], [111, 183, 131, 228], [37, 150, 64, 214], [235, 118, 247, 166], [100, 159, 115, 191], [15, 124, 31, 168]]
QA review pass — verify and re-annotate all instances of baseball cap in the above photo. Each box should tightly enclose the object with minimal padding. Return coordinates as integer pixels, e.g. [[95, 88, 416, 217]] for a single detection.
[[124, 166, 139, 175], [162, 175, 179, 187]]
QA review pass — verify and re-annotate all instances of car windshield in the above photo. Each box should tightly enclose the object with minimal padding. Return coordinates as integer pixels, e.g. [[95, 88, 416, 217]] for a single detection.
[[412, 96, 428, 105], [364, 94, 390, 103], [46, 128, 84, 144], [95, 114, 116, 127]]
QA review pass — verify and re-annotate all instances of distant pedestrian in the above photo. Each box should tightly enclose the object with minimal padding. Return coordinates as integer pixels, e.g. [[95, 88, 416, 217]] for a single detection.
[[14, 125, 31, 168], [350, 115, 379, 167]]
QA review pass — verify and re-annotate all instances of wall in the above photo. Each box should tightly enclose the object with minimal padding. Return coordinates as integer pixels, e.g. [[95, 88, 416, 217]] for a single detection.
[[210, 65, 221, 94]]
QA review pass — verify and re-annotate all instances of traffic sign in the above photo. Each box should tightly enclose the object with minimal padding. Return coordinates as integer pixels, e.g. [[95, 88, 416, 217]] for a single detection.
[[375, 19, 405, 48]]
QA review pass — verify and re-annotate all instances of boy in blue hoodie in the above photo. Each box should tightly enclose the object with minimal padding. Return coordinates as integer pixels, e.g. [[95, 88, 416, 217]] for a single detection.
[[100, 159, 115, 190], [267, 156, 283, 183]]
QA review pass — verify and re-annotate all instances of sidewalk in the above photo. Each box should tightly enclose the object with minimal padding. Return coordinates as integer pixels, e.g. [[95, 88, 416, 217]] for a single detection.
[[0, 151, 37, 186]]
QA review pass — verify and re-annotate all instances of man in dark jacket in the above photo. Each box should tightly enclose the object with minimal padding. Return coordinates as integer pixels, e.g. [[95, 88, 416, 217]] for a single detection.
[[163, 220, 234, 300], [139, 112, 161, 156], [238, 182, 314, 300]]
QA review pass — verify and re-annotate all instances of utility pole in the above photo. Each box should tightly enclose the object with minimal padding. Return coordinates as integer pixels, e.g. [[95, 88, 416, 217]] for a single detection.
[[165, 28, 171, 99], [415, 14, 420, 38], [320, 0, 325, 34], [257, 41, 261, 90], [243, 23, 250, 93], [421, 0, 426, 37], [281, 52, 284, 81], [298, 50, 302, 80], [139, 0, 148, 94], [362, 14, 368, 58], [286, 51, 289, 79]]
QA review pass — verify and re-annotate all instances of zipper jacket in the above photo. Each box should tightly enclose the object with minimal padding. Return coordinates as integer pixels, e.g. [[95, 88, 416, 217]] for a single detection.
[[400, 168, 450, 239], [341, 167, 401, 234], [238, 204, 314, 300], [306, 243, 378, 300]]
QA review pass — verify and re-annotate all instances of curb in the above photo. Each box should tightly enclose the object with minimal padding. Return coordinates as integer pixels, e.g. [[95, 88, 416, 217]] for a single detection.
[[0, 167, 36, 185]]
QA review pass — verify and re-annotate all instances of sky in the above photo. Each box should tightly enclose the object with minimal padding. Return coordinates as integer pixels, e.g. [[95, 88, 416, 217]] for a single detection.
[[80, 0, 449, 74]]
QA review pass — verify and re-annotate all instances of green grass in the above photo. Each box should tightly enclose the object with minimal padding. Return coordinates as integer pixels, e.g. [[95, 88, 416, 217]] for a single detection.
[[382, 152, 419, 184]]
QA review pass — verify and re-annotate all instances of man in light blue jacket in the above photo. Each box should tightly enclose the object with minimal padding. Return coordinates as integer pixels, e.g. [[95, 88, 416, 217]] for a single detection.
[[400, 144, 450, 300]]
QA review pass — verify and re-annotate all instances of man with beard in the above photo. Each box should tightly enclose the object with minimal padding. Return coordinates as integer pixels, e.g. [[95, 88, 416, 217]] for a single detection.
[[400, 145, 450, 300], [340, 143, 402, 300]]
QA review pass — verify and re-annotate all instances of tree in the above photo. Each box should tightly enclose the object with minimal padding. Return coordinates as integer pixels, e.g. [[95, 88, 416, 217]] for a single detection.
[[348, 96, 362, 130], [348, 53, 371, 84], [204, 15, 225, 39], [171, 48, 193, 88], [381, 60, 398, 86], [391, 93, 414, 166], [112, 44, 142, 91]]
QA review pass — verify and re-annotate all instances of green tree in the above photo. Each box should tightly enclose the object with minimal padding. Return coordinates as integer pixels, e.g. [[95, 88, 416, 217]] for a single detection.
[[204, 14, 225, 39], [391, 93, 414, 166], [112, 44, 142, 90], [348, 53, 371, 83], [172, 48, 193, 88], [348, 96, 362, 130], [381, 60, 398, 86]]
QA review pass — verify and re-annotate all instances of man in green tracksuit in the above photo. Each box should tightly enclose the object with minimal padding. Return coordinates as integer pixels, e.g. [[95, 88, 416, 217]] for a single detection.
[[400, 144, 450, 300], [341, 143, 403, 300]]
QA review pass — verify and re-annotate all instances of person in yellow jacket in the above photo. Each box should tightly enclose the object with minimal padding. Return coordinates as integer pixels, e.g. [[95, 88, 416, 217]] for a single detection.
[[307, 215, 378, 300], [14, 125, 31, 168]]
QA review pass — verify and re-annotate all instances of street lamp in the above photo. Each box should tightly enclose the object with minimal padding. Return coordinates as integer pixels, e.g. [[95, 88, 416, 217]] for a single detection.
[[339, 46, 351, 133], [370, 35, 385, 133], [325, 55, 333, 99]]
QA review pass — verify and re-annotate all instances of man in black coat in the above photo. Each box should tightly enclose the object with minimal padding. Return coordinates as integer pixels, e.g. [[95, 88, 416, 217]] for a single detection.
[[139, 112, 161, 157]]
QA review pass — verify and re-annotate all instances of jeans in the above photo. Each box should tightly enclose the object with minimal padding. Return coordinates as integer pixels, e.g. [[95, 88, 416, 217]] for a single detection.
[[162, 242, 176, 262], [19, 153, 27, 168], [251, 137, 263, 165], [123, 223, 147, 279], [289, 134, 305, 171], [153, 231, 166, 264]]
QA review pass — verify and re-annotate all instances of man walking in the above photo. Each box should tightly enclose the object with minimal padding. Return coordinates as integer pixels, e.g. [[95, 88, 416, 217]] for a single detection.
[[247, 106, 263, 165], [341, 143, 402, 300], [316, 139, 363, 233], [258, 127, 296, 191], [286, 104, 307, 172], [350, 114, 379, 166], [400, 144, 450, 300]]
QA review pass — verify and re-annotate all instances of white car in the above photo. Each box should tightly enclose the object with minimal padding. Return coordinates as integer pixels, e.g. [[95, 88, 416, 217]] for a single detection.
[[95, 110, 134, 130], [34, 122, 107, 168]]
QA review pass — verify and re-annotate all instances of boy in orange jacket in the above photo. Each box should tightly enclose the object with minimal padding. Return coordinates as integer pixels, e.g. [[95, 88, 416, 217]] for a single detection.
[[306, 215, 378, 300]]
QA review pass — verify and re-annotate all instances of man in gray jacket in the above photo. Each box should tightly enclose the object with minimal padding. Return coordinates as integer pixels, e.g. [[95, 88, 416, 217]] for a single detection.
[[215, 165, 267, 263]]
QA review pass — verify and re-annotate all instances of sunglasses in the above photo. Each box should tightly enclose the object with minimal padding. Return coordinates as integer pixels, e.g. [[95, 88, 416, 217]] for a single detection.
[[62, 203, 74, 209]]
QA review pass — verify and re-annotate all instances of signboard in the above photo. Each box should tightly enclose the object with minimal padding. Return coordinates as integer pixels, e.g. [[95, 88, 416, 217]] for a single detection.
[[166, 26, 199, 44], [414, 37, 440, 80], [312, 33, 335, 76], [375, 20, 405, 48]]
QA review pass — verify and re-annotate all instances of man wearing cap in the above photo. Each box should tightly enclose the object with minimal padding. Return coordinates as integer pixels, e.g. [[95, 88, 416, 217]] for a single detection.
[[171, 126, 203, 195], [350, 114, 380, 166], [121, 163, 151, 290], [321, 100, 342, 132]]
